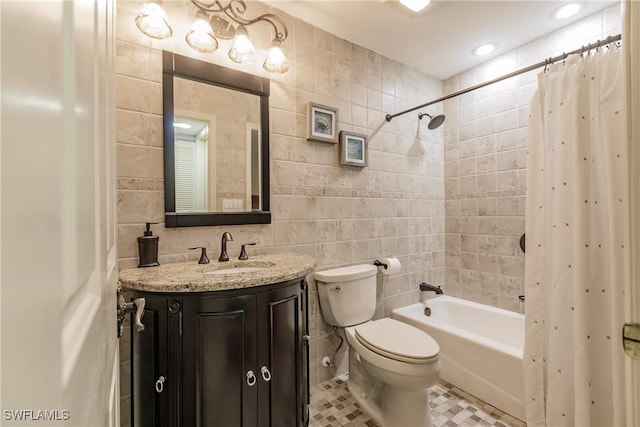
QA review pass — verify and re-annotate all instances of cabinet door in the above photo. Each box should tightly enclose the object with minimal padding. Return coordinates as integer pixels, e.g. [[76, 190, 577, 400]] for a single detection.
[[182, 294, 258, 427], [257, 280, 308, 427], [131, 294, 169, 427]]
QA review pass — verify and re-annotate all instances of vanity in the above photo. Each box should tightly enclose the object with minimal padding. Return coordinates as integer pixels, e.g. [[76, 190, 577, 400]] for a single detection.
[[119, 253, 316, 427]]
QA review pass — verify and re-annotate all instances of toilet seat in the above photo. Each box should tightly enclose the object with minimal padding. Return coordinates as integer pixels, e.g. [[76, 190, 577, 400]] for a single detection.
[[354, 318, 439, 364]]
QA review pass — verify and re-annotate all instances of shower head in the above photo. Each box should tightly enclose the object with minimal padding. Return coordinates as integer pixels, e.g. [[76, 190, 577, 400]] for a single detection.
[[418, 112, 446, 130]]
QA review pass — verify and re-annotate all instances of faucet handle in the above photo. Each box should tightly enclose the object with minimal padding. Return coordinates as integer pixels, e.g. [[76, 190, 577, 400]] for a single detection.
[[239, 242, 257, 260], [188, 246, 210, 264]]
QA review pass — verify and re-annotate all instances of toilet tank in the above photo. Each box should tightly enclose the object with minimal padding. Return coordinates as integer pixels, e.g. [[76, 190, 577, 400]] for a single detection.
[[314, 264, 377, 327]]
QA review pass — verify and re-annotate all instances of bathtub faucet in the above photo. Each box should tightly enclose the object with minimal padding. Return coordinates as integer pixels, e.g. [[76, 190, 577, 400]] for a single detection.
[[419, 282, 443, 295]]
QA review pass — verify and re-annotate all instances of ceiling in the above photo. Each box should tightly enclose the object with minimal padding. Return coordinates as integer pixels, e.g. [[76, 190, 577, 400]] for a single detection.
[[264, 0, 617, 79]]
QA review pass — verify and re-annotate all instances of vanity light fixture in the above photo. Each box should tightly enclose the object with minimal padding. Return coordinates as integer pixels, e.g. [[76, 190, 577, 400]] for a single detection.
[[553, 2, 581, 20], [135, 0, 289, 74], [399, 0, 431, 13]]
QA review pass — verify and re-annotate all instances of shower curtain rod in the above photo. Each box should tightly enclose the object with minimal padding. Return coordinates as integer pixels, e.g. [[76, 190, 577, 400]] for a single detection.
[[385, 33, 622, 122]]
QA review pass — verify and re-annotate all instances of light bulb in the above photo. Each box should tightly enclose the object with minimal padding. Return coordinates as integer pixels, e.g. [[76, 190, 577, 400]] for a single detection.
[[473, 43, 495, 56], [399, 0, 431, 13], [186, 13, 218, 53], [263, 39, 288, 74], [228, 26, 255, 64], [135, 2, 172, 39], [553, 3, 581, 20]]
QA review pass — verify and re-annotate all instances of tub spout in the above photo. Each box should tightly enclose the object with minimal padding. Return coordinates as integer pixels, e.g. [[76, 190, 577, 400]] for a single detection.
[[419, 282, 443, 295]]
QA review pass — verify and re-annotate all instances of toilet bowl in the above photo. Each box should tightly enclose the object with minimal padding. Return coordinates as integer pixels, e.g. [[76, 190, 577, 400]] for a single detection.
[[345, 318, 440, 427], [314, 264, 441, 427]]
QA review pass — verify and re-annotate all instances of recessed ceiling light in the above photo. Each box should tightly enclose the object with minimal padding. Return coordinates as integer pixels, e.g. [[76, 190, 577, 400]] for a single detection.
[[553, 2, 581, 20], [399, 0, 431, 13], [174, 122, 192, 129], [473, 43, 495, 56]]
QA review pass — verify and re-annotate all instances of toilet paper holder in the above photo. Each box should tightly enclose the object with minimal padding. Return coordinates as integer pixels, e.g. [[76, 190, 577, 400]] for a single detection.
[[373, 259, 388, 269]]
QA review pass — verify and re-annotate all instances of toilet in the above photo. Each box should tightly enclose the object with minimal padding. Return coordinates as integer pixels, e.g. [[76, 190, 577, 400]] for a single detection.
[[314, 264, 440, 427]]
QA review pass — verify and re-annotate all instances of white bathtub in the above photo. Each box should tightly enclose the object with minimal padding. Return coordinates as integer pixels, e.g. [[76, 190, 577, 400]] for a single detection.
[[392, 296, 524, 421]]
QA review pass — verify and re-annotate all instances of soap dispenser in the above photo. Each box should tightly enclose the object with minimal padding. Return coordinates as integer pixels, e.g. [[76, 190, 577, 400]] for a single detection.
[[138, 222, 160, 268]]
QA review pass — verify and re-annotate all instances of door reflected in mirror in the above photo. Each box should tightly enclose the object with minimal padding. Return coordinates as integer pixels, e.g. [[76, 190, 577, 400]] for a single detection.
[[173, 77, 261, 213]]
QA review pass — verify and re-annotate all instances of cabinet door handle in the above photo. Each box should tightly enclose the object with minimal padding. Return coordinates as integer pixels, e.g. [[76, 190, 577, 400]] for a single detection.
[[246, 370, 257, 387], [155, 376, 165, 393], [260, 366, 272, 382]]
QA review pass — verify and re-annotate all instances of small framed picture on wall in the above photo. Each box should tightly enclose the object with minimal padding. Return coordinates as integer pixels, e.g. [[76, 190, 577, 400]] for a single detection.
[[339, 131, 367, 167], [307, 103, 338, 143]]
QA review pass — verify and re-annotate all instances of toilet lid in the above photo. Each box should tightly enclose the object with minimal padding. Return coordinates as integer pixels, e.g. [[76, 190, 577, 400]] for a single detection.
[[354, 318, 439, 364]]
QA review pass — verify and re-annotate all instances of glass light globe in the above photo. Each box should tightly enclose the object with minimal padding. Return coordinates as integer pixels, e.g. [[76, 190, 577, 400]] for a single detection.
[[186, 13, 218, 53], [135, 2, 172, 39], [263, 39, 288, 74], [228, 26, 255, 64]]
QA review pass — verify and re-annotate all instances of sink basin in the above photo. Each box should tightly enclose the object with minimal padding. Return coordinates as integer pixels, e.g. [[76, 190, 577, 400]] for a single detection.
[[205, 267, 267, 275]]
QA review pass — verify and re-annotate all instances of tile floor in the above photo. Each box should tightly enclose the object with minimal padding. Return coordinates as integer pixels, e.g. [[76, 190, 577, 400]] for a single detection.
[[309, 375, 526, 427]]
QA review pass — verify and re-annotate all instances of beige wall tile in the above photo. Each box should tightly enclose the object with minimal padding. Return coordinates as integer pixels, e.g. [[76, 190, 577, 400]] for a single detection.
[[497, 150, 519, 171], [459, 176, 477, 194], [478, 198, 497, 216], [477, 173, 497, 193], [497, 197, 520, 216]]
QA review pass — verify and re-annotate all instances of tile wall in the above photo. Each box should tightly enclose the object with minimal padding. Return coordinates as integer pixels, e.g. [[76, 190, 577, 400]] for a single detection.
[[115, 1, 445, 423], [442, 3, 621, 312]]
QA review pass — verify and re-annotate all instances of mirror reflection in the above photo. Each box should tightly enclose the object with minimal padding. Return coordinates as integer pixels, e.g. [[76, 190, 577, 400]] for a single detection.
[[173, 77, 262, 213], [163, 50, 271, 227]]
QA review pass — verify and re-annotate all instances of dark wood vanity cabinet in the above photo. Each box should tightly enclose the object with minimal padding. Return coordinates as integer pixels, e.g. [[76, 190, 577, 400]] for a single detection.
[[129, 278, 309, 427]]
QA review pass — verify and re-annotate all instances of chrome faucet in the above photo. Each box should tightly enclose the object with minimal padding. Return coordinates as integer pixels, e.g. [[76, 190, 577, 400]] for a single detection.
[[218, 232, 234, 262], [419, 282, 443, 295]]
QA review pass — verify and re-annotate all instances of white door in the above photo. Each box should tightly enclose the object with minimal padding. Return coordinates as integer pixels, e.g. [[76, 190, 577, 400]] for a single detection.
[[1, 0, 118, 425], [628, 1, 640, 425]]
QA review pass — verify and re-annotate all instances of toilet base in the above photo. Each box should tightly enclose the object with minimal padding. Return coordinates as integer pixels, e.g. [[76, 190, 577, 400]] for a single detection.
[[347, 347, 433, 427], [347, 379, 433, 427], [346, 379, 383, 425], [381, 384, 432, 427]]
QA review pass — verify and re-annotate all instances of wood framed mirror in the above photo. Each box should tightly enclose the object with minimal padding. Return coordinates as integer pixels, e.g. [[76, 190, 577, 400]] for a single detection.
[[163, 51, 271, 227]]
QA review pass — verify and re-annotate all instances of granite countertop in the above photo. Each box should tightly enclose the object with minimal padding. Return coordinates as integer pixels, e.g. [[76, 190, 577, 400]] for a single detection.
[[119, 253, 317, 293]]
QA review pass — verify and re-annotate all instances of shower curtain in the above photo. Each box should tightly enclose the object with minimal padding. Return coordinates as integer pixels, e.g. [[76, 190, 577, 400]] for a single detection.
[[524, 47, 629, 426]]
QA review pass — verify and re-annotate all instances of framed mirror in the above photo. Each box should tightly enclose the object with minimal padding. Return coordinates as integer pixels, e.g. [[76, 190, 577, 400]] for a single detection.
[[163, 51, 271, 227]]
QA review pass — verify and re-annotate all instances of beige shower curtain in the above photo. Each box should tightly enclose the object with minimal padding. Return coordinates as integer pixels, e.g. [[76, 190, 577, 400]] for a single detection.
[[524, 47, 629, 426]]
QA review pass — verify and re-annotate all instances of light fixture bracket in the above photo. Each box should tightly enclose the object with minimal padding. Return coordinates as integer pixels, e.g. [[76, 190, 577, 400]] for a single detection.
[[209, 15, 236, 39], [191, 0, 288, 41]]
